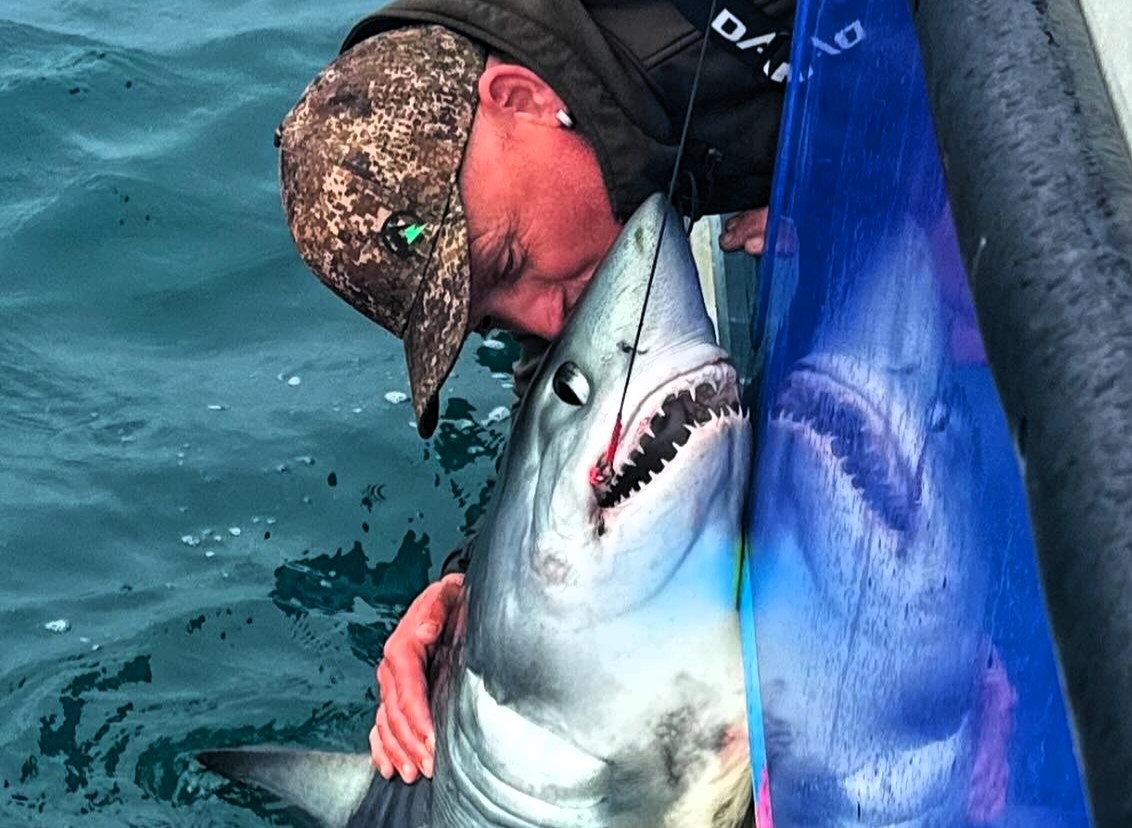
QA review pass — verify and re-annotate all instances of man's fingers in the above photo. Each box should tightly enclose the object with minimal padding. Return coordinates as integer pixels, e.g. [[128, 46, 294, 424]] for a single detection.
[[396, 668, 436, 770], [382, 668, 430, 775], [718, 226, 745, 252], [369, 720, 394, 779], [376, 703, 417, 783], [379, 640, 435, 774], [718, 208, 769, 255], [744, 233, 766, 257], [718, 231, 766, 256], [371, 574, 461, 781], [378, 658, 424, 780]]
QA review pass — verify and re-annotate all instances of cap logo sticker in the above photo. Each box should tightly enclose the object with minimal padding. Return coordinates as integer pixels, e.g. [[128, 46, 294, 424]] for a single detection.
[[381, 210, 426, 260]]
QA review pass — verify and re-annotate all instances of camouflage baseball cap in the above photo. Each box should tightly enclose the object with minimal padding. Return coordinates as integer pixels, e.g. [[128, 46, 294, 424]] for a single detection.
[[276, 25, 486, 438]]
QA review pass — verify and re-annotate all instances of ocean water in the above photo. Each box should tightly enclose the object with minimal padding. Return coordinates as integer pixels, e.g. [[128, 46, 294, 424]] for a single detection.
[[0, 2, 514, 825]]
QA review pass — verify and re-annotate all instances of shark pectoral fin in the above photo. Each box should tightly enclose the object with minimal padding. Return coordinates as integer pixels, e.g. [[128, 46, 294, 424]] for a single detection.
[[198, 747, 429, 828]]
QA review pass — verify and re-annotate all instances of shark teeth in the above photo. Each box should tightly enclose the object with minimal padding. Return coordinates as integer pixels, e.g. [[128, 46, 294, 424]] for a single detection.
[[771, 370, 918, 533], [594, 377, 745, 509]]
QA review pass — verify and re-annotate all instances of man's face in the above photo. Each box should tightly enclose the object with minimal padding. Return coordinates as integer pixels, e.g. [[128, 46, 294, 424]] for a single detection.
[[458, 64, 622, 342]]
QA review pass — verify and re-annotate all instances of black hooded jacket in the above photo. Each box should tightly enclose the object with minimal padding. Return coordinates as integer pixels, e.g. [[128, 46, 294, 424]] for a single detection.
[[342, 0, 795, 221]]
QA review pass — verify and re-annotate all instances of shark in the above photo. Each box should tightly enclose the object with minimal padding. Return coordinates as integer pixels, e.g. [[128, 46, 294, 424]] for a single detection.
[[198, 193, 755, 828], [751, 225, 993, 828]]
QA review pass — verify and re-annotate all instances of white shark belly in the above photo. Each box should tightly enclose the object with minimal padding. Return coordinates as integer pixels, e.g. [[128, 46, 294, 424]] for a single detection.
[[434, 582, 752, 828], [431, 669, 610, 828]]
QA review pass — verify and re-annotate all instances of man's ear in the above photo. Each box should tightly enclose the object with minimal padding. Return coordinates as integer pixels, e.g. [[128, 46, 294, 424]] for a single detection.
[[477, 60, 565, 127]]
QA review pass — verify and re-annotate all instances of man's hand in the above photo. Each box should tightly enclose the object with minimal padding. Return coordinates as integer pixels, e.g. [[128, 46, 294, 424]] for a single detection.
[[718, 208, 769, 256], [370, 573, 464, 782]]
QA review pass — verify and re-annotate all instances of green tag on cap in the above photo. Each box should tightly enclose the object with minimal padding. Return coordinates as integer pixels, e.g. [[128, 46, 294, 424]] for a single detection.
[[403, 223, 425, 244]]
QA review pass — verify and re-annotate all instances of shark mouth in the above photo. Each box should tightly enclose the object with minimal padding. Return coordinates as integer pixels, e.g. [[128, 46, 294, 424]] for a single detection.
[[593, 363, 743, 509], [771, 365, 920, 532]]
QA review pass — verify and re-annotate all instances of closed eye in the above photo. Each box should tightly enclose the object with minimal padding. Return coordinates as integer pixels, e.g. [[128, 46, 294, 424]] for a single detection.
[[502, 244, 525, 285]]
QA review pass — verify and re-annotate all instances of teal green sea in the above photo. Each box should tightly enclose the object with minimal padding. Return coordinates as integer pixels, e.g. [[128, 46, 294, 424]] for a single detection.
[[0, 2, 513, 824]]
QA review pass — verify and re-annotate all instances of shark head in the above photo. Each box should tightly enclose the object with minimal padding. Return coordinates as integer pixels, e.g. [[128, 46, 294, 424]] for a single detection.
[[755, 227, 989, 827], [471, 193, 752, 622], [445, 193, 753, 828], [764, 229, 985, 648]]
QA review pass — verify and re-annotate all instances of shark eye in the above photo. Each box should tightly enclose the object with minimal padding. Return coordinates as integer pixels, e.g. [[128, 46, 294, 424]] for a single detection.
[[552, 361, 589, 406]]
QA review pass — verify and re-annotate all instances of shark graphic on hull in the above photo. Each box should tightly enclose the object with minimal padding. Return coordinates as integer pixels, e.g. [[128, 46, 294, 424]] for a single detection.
[[752, 227, 992, 828], [199, 193, 754, 828]]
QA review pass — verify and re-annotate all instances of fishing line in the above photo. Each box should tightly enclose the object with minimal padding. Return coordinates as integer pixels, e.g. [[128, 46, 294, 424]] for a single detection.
[[598, 0, 720, 474]]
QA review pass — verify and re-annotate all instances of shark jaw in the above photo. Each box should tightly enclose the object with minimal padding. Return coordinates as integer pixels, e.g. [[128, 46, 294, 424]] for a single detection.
[[591, 360, 746, 513], [769, 359, 930, 536]]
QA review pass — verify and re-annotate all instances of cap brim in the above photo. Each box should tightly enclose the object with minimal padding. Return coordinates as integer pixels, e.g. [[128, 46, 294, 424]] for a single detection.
[[403, 185, 472, 438]]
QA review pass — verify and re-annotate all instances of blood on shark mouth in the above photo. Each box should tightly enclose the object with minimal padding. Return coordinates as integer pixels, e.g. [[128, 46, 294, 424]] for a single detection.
[[593, 376, 742, 509], [771, 367, 919, 532]]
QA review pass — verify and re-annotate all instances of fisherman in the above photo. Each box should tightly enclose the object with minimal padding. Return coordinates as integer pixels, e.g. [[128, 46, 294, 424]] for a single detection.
[[276, 2, 1012, 821], [277, 0, 789, 777]]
